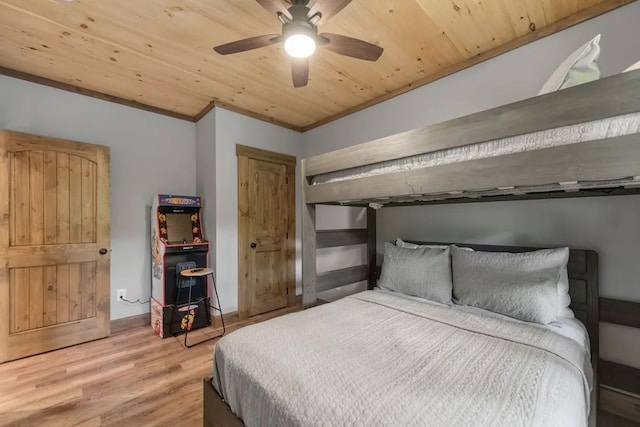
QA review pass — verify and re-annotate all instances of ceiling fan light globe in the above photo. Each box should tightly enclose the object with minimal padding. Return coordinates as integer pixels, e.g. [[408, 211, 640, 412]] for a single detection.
[[284, 34, 316, 58]]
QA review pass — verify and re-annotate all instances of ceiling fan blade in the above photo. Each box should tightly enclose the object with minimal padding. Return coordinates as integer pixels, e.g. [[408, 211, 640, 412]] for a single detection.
[[256, 0, 292, 20], [308, 0, 352, 26], [291, 59, 309, 88], [213, 34, 281, 55], [319, 33, 383, 61]]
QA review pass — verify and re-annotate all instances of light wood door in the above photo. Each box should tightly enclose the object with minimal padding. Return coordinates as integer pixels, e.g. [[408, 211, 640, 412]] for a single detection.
[[237, 145, 295, 319], [0, 130, 110, 363]]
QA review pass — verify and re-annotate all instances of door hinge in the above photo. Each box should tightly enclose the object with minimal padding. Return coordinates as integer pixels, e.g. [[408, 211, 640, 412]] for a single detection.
[[286, 232, 289, 240]]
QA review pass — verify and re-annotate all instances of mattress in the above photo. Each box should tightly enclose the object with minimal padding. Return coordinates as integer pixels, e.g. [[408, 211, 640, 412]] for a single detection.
[[311, 112, 640, 200], [212, 290, 592, 427]]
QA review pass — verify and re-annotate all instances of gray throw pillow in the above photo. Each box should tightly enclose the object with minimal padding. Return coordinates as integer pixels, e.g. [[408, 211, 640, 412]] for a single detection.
[[452, 246, 569, 324], [378, 243, 452, 304]]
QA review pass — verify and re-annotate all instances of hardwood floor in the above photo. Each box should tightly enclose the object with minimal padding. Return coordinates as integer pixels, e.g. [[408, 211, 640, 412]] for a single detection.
[[3, 299, 631, 427], [0, 304, 301, 426]]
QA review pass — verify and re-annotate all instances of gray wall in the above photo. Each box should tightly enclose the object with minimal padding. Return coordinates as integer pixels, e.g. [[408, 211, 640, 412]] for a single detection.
[[0, 74, 302, 321], [0, 76, 302, 323], [300, 1, 640, 369], [199, 108, 303, 313], [0, 75, 196, 320], [196, 109, 217, 284]]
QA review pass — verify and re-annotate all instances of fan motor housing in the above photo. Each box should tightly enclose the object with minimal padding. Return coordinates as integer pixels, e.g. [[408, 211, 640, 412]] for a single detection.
[[282, 4, 318, 41]]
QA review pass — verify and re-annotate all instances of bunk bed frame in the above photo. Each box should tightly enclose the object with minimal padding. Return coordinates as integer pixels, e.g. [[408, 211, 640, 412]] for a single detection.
[[303, 70, 640, 204], [295, 70, 640, 424], [301, 70, 640, 308]]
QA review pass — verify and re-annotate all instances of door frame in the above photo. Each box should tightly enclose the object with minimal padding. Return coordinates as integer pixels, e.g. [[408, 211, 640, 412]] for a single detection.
[[237, 144, 296, 320]]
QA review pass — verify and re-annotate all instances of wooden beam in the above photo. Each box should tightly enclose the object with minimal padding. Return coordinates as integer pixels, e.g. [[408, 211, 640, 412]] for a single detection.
[[305, 134, 640, 204], [600, 298, 640, 329], [317, 265, 368, 293], [0, 66, 195, 122], [299, 0, 635, 132], [316, 229, 367, 248]]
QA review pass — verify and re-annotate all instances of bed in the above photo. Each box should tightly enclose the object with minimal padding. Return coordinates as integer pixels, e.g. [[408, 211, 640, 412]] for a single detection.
[[204, 242, 599, 427], [202, 69, 640, 426]]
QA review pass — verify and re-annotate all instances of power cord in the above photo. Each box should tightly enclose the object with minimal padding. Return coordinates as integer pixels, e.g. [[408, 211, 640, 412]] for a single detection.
[[121, 296, 150, 304]]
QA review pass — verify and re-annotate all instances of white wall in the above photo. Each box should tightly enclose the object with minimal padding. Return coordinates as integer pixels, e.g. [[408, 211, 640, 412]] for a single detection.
[[0, 75, 196, 320], [207, 108, 303, 313], [301, 1, 640, 369]]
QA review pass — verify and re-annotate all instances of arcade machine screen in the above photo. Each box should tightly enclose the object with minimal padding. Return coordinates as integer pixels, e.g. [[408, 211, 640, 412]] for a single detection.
[[165, 213, 193, 243]]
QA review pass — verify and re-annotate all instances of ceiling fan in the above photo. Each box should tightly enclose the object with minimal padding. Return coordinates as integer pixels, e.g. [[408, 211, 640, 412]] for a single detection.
[[213, 0, 384, 88]]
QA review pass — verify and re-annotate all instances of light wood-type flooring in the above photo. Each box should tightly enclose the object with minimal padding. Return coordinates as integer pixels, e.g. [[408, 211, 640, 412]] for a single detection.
[[0, 305, 300, 426]]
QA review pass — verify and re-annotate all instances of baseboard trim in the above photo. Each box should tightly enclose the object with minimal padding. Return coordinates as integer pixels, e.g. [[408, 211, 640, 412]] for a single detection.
[[110, 313, 150, 334], [110, 295, 303, 335]]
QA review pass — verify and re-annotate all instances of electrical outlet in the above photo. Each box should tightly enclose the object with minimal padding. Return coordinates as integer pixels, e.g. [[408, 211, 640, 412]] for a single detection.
[[117, 289, 127, 301]]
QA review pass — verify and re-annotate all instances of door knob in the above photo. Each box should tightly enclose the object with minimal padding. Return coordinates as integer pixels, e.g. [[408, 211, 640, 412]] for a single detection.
[[250, 242, 257, 249], [99, 248, 109, 255]]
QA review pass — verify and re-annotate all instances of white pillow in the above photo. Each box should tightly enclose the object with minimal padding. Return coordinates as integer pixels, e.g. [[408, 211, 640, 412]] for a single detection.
[[395, 238, 449, 250], [623, 60, 640, 72], [538, 34, 601, 95], [450, 245, 573, 319], [379, 242, 453, 304], [452, 246, 569, 324], [557, 268, 575, 319]]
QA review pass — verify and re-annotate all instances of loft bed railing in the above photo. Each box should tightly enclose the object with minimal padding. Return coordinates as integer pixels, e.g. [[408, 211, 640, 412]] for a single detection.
[[301, 200, 376, 307], [302, 70, 640, 207]]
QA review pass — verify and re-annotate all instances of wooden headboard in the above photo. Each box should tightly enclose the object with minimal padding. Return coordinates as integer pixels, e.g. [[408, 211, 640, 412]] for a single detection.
[[401, 241, 599, 363]]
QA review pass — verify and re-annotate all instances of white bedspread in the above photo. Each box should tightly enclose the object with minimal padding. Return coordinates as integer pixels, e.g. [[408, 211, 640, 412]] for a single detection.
[[213, 290, 592, 427]]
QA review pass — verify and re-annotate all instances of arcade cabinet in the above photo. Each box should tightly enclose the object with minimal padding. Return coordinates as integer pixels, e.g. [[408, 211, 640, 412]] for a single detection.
[[150, 194, 214, 338]]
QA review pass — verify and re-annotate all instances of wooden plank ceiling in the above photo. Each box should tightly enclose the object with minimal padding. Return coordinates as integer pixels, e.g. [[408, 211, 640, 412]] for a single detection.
[[0, 0, 630, 131]]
